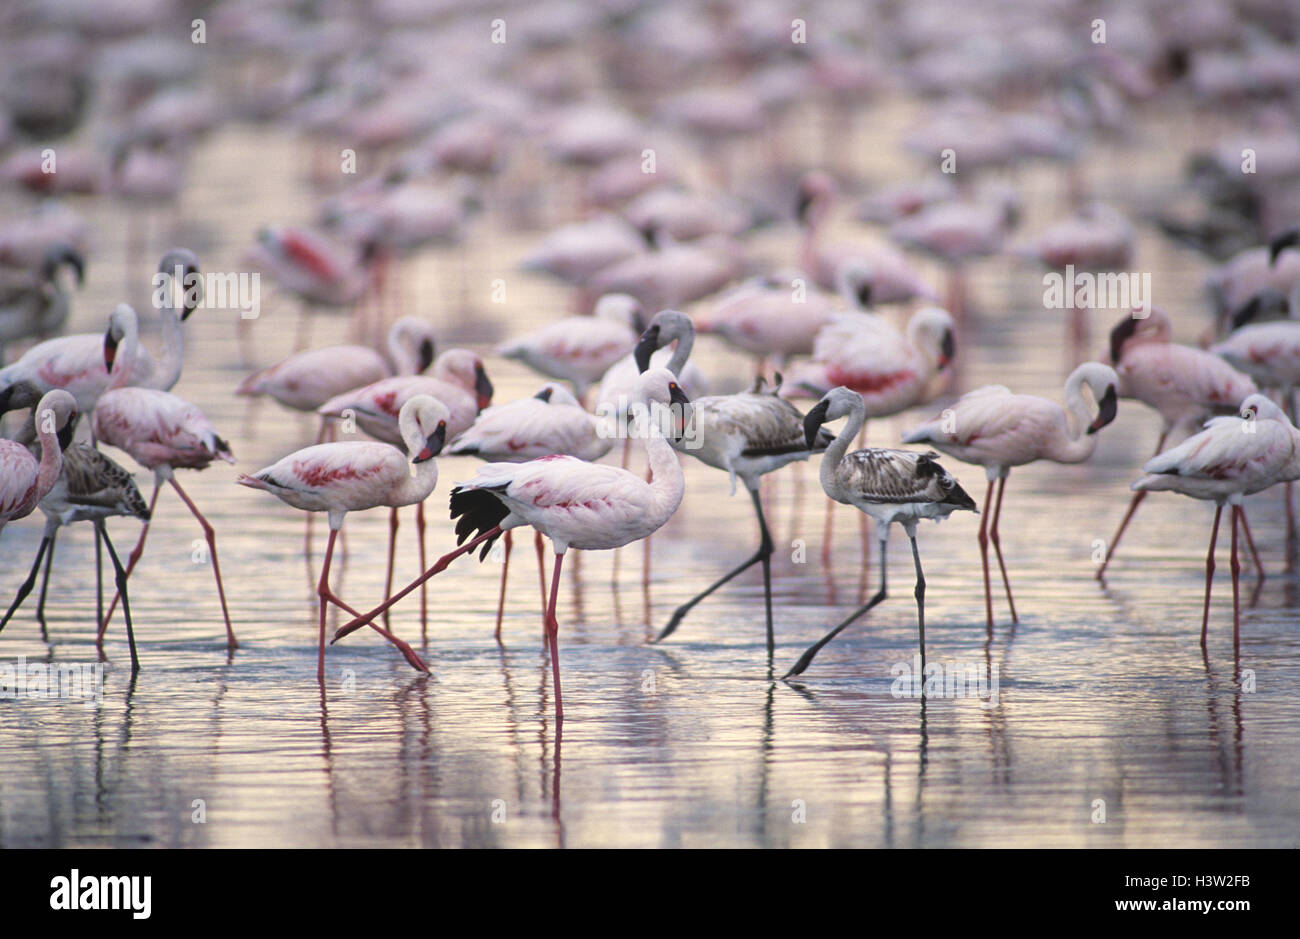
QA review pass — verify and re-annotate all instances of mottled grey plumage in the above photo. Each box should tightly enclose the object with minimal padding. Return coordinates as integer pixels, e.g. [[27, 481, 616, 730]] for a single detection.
[[52, 443, 151, 520], [832, 448, 976, 508]]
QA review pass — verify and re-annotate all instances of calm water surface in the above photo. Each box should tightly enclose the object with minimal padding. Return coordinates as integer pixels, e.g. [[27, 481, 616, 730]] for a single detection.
[[1, 94, 1298, 848]]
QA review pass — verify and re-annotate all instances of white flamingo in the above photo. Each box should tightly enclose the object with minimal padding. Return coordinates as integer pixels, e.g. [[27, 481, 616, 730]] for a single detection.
[[496, 293, 643, 401], [784, 387, 977, 680], [1133, 394, 1300, 651], [449, 382, 613, 637], [331, 368, 691, 722], [903, 362, 1120, 631], [92, 305, 237, 650], [237, 395, 450, 680]]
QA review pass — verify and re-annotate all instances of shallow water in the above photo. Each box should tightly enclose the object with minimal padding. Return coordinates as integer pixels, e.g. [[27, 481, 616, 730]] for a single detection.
[[1, 85, 1298, 848]]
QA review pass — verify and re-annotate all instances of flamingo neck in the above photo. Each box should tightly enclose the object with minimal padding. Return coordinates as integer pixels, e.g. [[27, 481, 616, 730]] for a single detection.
[[641, 426, 685, 523], [395, 457, 439, 506], [1054, 375, 1100, 463], [107, 321, 141, 391], [665, 332, 694, 378], [34, 422, 63, 506], [150, 301, 185, 391], [822, 397, 866, 496]]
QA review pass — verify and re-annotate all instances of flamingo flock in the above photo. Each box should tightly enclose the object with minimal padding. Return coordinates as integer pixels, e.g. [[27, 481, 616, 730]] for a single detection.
[[4, 0, 1300, 732]]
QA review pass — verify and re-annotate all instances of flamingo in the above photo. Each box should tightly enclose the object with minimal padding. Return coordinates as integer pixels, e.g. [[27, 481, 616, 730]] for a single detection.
[[0, 243, 84, 362], [795, 170, 937, 302], [0, 389, 77, 535], [633, 312, 829, 652], [496, 293, 643, 401], [779, 304, 956, 567], [0, 250, 200, 415], [449, 382, 613, 637], [1, 441, 149, 672], [237, 395, 450, 680], [1132, 394, 1300, 652], [902, 362, 1120, 630], [784, 387, 977, 680], [317, 348, 494, 631], [330, 368, 691, 722], [93, 305, 238, 650], [1098, 309, 1259, 580]]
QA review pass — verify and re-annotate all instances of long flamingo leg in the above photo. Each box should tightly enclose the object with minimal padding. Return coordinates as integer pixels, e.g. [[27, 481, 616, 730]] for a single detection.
[[317, 527, 427, 675], [417, 501, 429, 638], [0, 533, 51, 632], [655, 484, 775, 651], [989, 476, 1018, 623], [35, 526, 58, 625], [1096, 432, 1166, 580], [169, 477, 238, 649], [333, 525, 504, 641], [784, 533, 888, 679], [98, 521, 139, 675], [977, 479, 996, 634], [1239, 508, 1264, 585], [1230, 505, 1241, 653], [535, 530, 547, 608], [1201, 505, 1222, 652], [316, 527, 338, 681], [495, 530, 512, 642], [383, 507, 399, 628], [909, 532, 927, 684], [545, 550, 565, 722], [101, 479, 161, 633]]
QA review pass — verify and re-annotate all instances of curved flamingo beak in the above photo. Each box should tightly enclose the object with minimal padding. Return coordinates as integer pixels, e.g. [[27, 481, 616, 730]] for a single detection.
[[413, 422, 446, 463], [1088, 385, 1119, 434], [634, 324, 661, 374], [803, 399, 831, 449], [474, 364, 494, 410], [103, 328, 119, 373], [937, 330, 956, 370]]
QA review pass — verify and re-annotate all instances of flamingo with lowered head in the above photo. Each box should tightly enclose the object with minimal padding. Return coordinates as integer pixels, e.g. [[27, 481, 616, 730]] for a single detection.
[[903, 362, 1120, 631], [0, 389, 77, 536], [331, 368, 691, 722]]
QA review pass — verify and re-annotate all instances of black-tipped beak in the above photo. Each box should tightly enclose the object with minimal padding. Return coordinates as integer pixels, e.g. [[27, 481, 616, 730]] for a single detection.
[[634, 324, 660, 374], [413, 422, 446, 463], [668, 381, 690, 408], [1088, 385, 1118, 434], [534, 387, 554, 402], [474, 364, 494, 410], [1268, 228, 1300, 267], [631, 309, 646, 335], [802, 399, 830, 449], [855, 281, 873, 309], [68, 250, 86, 286], [1231, 295, 1262, 331], [180, 262, 202, 319], [1108, 314, 1139, 364], [103, 328, 119, 373], [938, 330, 955, 370], [57, 412, 78, 450], [417, 338, 436, 373], [795, 186, 813, 226]]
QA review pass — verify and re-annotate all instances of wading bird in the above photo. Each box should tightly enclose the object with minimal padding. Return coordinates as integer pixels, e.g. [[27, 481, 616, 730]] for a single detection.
[[237, 395, 449, 679], [1132, 394, 1300, 651], [0, 389, 77, 536], [785, 387, 976, 680], [903, 362, 1119, 630], [331, 368, 690, 722]]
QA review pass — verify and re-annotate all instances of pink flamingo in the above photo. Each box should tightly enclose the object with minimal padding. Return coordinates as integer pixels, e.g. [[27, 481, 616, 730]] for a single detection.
[[1133, 394, 1300, 652], [0, 389, 77, 535], [696, 270, 840, 374], [449, 382, 613, 638], [1098, 309, 1259, 579], [237, 394, 450, 680], [496, 293, 643, 401], [331, 368, 690, 722], [93, 305, 238, 650], [795, 171, 937, 302], [0, 250, 199, 414], [317, 349, 494, 631], [903, 363, 1120, 631]]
